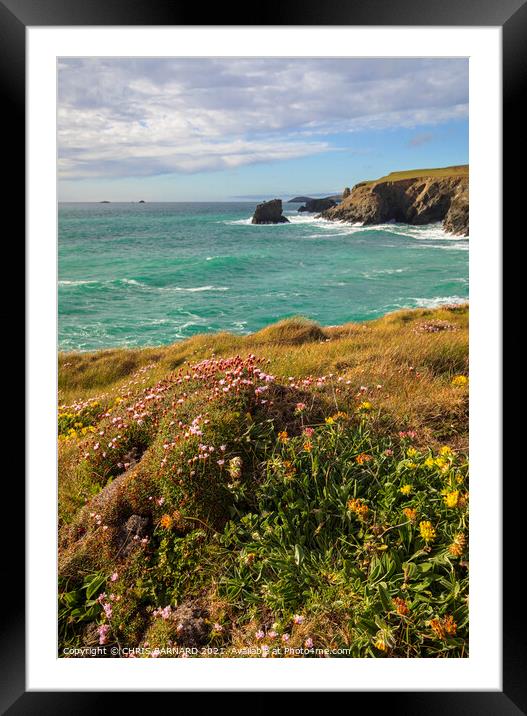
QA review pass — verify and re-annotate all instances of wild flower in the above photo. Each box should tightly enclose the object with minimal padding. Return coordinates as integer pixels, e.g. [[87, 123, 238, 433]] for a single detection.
[[347, 498, 369, 520], [278, 431, 289, 444], [228, 456, 242, 480], [403, 507, 417, 521], [399, 484, 412, 495], [255, 630, 265, 640], [97, 624, 110, 645], [281, 633, 290, 642], [451, 375, 468, 387], [303, 440, 313, 452], [303, 427, 314, 438], [443, 490, 460, 508], [393, 597, 410, 616], [295, 402, 306, 413], [304, 638, 314, 649], [110, 572, 118, 582], [160, 514, 173, 529], [358, 401, 373, 411], [430, 615, 457, 639], [293, 614, 304, 625], [407, 447, 418, 458], [356, 453, 373, 465], [419, 520, 436, 543], [449, 533, 467, 557]]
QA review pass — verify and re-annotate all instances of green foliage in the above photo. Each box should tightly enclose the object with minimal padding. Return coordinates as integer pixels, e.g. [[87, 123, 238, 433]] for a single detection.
[[58, 572, 106, 649]]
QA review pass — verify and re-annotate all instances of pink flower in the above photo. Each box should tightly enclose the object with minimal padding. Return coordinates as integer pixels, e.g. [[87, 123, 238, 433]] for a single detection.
[[97, 624, 110, 645], [255, 630, 265, 640], [305, 637, 314, 649], [110, 572, 118, 582], [384, 449, 394, 456], [281, 633, 290, 642], [293, 614, 304, 625], [295, 402, 306, 412], [303, 427, 314, 438]]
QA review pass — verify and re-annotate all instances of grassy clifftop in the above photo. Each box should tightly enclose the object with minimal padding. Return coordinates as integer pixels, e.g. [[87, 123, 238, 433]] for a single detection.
[[58, 305, 469, 658], [359, 164, 469, 187]]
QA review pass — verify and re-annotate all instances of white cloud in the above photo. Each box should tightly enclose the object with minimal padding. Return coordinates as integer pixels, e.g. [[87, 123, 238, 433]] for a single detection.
[[58, 58, 468, 179]]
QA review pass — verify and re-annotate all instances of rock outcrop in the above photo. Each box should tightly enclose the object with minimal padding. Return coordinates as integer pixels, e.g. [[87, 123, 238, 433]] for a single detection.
[[320, 168, 469, 236], [298, 197, 337, 213], [251, 199, 289, 224]]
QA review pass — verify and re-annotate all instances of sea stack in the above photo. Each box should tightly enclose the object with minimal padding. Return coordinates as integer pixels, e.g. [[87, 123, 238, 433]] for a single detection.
[[251, 199, 289, 224]]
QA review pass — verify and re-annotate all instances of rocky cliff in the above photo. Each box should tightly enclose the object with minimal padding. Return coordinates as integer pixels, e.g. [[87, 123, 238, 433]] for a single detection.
[[252, 199, 289, 224], [320, 167, 468, 236]]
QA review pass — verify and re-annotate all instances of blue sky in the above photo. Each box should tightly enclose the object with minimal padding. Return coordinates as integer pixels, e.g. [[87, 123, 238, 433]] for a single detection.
[[58, 58, 468, 202]]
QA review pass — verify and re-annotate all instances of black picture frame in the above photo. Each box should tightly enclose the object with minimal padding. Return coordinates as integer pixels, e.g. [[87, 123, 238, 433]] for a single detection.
[[7, 0, 516, 710]]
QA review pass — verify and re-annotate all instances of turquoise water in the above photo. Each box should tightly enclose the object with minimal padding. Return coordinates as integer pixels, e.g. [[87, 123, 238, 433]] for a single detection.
[[58, 202, 469, 351]]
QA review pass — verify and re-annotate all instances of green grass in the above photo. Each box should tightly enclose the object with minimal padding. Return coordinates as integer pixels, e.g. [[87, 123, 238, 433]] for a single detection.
[[58, 305, 469, 658], [357, 164, 468, 188]]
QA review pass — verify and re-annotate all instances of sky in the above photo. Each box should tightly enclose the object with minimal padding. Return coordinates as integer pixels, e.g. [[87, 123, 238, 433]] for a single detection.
[[58, 58, 468, 202]]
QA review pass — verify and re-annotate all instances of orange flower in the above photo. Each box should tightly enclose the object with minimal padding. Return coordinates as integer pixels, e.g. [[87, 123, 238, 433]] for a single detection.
[[392, 597, 410, 616], [278, 430, 289, 444], [347, 498, 369, 519], [160, 514, 173, 530], [430, 615, 457, 639], [356, 453, 373, 465], [403, 507, 417, 522], [449, 533, 467, 557]]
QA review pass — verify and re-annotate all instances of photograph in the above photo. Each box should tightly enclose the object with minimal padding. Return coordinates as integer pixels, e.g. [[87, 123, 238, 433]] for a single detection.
[[56, 56, 471, 660]]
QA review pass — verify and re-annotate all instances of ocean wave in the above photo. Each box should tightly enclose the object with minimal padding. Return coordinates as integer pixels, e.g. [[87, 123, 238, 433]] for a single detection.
[[59, 279, 98, 286], [59, 278, 229, 293], [158, 285, 229, 293], [410, 296, 469, 308], [361, 268, 409, 279]]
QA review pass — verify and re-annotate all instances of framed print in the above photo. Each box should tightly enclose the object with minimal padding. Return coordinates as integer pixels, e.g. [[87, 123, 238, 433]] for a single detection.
[[7, 0, 518, 709]]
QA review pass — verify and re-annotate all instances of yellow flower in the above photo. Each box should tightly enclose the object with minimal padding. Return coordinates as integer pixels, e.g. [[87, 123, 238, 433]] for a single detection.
[[439, 446, 454, 457], [357, 401, 373, 411], [278, 431, 289, 444], [325, 417, 335, 425], [374, 636, 388, 652], [403, 507, 417, 522], [443, 490, 459, 508], [449, 532, 467, 557], [424, 457, 435, 469], [399, 484, 412, 495], [407, 447, 418, 458], [451, 375, 468, 387], [419, 520, 436, 543]]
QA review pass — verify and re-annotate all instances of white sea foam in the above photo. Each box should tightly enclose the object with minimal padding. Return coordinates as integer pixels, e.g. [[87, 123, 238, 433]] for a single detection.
[[59, 279, 98, 286], [411, 296, 468, 308], [158, 285, 229, 293]]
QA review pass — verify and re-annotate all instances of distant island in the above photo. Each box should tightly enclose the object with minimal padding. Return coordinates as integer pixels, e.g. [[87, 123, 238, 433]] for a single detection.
[[99, 200, 111, 203], [320, 165, 468, 236]]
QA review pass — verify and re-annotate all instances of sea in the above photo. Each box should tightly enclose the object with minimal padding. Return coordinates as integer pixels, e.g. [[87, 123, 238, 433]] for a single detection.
[[58, 202, 469, 352]]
